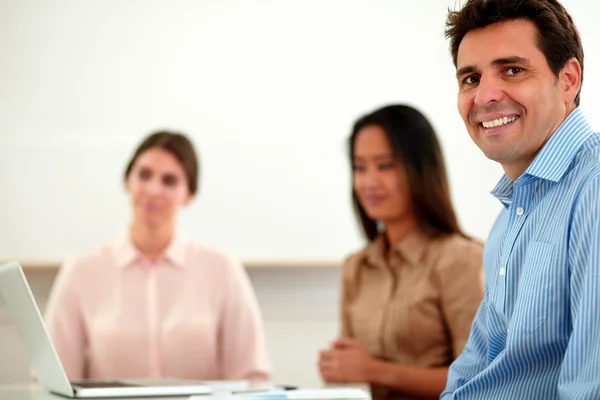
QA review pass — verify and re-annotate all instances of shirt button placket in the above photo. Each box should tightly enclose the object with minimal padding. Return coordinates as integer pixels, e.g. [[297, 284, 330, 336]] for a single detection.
[[516, 207, 525, 216]]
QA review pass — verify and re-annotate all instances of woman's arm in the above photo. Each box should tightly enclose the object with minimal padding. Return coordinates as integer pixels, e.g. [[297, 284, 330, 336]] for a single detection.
[[436, 239, 484, 358], [320, 337, 447, 400], [339, 256, 355, 338], [44, 259, 87, 380], [367, 359, 448, 400], [217, 256, 271, 381]]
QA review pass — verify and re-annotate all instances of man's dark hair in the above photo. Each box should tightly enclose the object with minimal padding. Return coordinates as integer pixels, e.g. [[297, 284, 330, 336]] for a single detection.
[[445, 0, 583, 106]]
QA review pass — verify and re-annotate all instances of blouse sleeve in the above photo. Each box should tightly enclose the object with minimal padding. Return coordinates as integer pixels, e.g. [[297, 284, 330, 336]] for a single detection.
[[435, 238, 485, 358], [44, 258, 87, 380], [339, 255, 358, 338], [217, 256, 271, 380]]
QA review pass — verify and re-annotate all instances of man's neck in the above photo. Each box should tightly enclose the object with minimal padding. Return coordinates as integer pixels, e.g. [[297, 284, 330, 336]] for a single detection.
[[503, 158, 535, 182], [503, 105, 578, 181]]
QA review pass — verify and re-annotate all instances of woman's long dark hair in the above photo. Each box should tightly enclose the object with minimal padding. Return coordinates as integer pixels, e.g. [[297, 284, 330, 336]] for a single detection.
[[349, 104, 465, 241]]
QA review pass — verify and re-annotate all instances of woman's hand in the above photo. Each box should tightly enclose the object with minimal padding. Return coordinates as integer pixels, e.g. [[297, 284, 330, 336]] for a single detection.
[[318, 337, 377, 383]]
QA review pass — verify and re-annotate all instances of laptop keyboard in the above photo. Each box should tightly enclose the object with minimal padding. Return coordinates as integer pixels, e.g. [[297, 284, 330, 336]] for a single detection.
[[72, 380, 140, 388]]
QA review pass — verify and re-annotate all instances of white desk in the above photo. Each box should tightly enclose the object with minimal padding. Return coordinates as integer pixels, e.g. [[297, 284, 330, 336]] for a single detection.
[[0, 383, 371, 400], [0, 384, 190, 400]]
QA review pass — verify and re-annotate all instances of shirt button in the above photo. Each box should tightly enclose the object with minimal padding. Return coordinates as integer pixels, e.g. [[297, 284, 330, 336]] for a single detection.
[[516, 207, 525, 216], [499, 267, 506, 276]]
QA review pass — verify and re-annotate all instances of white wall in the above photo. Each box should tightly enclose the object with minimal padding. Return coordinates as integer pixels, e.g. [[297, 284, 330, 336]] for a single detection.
[[5, 0, 599, 263]]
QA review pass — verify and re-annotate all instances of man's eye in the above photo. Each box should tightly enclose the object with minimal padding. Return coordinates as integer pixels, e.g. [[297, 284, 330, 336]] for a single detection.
[[464, 75, 480, 85], [506, 67, 522, 76]]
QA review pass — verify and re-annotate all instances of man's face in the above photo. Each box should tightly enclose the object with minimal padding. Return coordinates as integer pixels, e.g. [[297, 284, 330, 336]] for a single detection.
[[456, 19, 578, 179]]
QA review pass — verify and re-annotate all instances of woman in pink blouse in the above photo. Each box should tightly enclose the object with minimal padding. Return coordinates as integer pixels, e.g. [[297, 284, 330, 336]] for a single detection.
[[44, 131, 271, 381]]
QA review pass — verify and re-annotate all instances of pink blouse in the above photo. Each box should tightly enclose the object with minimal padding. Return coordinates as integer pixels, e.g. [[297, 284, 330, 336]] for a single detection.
[[44, 232, 271, 381]]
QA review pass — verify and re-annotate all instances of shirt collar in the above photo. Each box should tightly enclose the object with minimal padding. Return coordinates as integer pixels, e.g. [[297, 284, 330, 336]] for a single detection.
[[491, 108, 594, 208], [364, 230, 429, 268], [393, 229, 430, 267], [112, 231, 188, 269], [362, 235, 387, 269], [524, 107, 594, 182], [490, 175, 514, 209]]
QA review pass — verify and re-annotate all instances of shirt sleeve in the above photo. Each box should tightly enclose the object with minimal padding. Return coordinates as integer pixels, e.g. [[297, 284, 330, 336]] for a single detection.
[[217, 256, 271, 380], [339, 255, 357, 338], [44, 259, 87, 380], [557, 177, 600, 398], [436, 239, 485, 357]]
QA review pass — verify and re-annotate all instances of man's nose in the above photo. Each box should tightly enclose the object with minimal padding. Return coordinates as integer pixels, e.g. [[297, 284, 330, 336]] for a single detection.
[[474, 75, 505, 106]]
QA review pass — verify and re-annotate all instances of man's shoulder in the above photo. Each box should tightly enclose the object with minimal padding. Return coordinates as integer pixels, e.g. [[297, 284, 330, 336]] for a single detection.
[[570, 132, 600, 180], [580, 132, 600, 163], [580, 131, 600, 155], [558, 132, 600, 214]]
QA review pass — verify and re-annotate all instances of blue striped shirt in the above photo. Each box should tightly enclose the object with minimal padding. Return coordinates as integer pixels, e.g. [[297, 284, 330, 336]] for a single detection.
[[442, 108, 600, 399]]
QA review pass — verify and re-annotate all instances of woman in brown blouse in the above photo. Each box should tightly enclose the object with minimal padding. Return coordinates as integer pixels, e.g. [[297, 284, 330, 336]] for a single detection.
[[318, 105, 484, 400]]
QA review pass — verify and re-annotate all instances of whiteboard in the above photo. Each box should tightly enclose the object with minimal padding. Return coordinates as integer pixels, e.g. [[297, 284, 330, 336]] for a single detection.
[[1, 0, 599, 263]]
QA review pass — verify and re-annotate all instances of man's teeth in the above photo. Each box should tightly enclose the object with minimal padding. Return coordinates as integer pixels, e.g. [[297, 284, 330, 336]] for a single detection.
[[482, 116, 519, 128]]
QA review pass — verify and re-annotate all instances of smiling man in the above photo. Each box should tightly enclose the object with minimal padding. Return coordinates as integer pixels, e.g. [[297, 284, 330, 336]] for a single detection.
[[442, 0, 600, 399]]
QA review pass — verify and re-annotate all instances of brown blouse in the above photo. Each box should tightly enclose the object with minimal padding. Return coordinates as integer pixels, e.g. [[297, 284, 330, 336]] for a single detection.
[[340, 230, 484, 400]]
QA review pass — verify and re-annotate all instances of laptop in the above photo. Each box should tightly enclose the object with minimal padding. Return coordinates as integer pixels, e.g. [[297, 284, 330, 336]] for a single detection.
[[0, 261, 214, 398]]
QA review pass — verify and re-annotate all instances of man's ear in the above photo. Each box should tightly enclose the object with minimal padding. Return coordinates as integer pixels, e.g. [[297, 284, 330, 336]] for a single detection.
[[560, 57, 582, 107]]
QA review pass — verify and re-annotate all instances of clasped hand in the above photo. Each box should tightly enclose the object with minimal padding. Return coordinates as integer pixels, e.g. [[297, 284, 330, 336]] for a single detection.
[[318, 337, 376, 383]]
